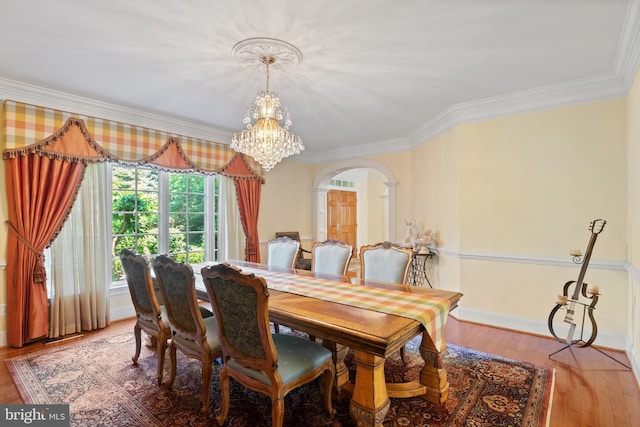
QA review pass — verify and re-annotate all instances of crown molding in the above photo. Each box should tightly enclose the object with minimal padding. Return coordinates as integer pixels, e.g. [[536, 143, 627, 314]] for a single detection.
[[614, 0, 640, 92], [0, 77, 233, 144], [298, 136, 413, 163]]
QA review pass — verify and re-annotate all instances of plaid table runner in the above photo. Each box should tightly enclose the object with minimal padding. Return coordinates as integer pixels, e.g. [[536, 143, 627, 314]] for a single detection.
[[239, 266, 451, 352]]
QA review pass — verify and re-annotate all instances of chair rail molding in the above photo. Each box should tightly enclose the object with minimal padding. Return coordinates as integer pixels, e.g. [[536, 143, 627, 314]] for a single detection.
[[434, 247, 627, 271]]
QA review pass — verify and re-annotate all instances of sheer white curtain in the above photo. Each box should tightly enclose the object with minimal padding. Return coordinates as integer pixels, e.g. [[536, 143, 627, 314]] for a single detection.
[[48, 162, 110, 338], [220, 176, 245, 261]]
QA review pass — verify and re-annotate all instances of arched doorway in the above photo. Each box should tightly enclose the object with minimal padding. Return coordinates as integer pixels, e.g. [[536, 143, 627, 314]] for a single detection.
[[312, 159, 397, 252]]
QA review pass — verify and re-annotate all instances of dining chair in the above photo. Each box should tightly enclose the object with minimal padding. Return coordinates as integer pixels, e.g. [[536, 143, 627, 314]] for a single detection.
[[359, 241, 413, 284], [200, 262, 335, 427], [266, 236, 300, 269], [151, 254, 222, 413], [275, 231, 312, 270], [119, 248, 170, 385], [359, 241, 414, 364], [311, 239, 353, 277], [266, 236, 301, 333]]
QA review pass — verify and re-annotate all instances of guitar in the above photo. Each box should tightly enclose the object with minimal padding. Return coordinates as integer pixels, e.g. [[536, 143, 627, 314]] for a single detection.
[[547, 219, 605, 347]]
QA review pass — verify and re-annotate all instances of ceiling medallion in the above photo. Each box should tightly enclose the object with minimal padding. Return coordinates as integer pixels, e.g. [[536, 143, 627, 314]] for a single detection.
[[230, 38, 304, 171], [232, 37, 303, 73]]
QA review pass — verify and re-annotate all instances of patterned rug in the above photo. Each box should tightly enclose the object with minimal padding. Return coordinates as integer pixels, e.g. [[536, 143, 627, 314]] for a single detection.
[[6, 329, 554, 426]]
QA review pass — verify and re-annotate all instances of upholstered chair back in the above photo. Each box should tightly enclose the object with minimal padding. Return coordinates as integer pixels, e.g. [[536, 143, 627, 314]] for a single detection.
[[360, 242, 413, 284], [151, 254, 221, 413], [202, 263, 274, 365], [120, 248, 159, 317], [152, 254, 205, 338], [267, 236, 300, 269], [312, 240, 353, 276], [119, 248, 169, 384]]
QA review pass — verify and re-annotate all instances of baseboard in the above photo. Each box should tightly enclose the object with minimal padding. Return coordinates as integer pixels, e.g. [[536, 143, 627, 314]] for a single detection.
[[626, 342, 640, 390], [456, 307, 628, 350], [110, 305, 135, 322]]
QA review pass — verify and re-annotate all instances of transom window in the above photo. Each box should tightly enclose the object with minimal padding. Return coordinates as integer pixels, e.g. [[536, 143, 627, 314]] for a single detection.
[[111, 165, 219, 283]]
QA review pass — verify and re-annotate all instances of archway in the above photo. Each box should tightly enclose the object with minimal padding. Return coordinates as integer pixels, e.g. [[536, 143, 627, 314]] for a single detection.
[[312, 159, 397, 248]]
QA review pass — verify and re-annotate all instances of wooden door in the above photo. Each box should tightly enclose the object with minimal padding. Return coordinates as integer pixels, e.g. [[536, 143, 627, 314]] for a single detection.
[[327, 190, 357, 252]]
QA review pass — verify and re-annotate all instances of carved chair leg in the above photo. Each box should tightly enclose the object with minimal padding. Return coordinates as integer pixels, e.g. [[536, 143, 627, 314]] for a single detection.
[[321, 367, 336, 416], [156, 336, 166, 385], [216, 368, 230, 426], [132, 324, 142, 364], [272, 396, 285, 427], [201, 359, 212, 413], [167, 343, 178, 388]]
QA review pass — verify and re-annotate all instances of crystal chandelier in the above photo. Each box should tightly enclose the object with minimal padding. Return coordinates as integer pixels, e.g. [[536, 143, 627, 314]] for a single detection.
[[231, 39, 304, 171]]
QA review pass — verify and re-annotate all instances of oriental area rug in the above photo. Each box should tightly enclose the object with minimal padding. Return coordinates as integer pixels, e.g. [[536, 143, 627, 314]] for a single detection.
[[6, 329, 554, 427]]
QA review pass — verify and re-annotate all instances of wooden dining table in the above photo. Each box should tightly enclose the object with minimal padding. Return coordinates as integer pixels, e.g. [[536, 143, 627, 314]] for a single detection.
[[192, 260, 462, 427]]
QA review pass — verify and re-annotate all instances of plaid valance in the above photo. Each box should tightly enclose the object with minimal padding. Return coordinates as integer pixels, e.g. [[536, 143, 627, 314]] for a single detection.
[[2, 100, 264, 182]]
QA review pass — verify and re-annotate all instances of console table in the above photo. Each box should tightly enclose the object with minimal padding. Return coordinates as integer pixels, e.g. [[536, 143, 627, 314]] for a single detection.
[[408, 251, 434, 287]]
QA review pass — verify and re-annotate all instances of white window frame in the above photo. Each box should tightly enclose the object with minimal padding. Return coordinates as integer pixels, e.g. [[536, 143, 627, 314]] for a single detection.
[[110, 164, 220, 289]]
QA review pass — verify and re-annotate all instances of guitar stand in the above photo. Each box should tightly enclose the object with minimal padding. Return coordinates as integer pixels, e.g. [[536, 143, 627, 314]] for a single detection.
[[548, 303, 630, 369]]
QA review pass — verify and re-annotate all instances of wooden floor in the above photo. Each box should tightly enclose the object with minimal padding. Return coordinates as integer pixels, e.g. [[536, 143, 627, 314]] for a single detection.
[[1, 317, 638, 427]]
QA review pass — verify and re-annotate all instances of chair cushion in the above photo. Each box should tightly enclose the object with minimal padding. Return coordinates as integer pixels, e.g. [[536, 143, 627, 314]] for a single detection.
[[172, 316, 221, 356], [137, 305, 169, 333], [227, 333, 332, 386]]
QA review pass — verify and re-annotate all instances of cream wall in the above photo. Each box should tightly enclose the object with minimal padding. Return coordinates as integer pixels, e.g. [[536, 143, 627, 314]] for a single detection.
[[257, 158, 315, 261], [402, 99, 630, 351], [368, 151, 414, 241], [410, 127, 462, 292], [626, 68, 640, 371], [366, 175, 386, 246], [457, 101, 628, 339]]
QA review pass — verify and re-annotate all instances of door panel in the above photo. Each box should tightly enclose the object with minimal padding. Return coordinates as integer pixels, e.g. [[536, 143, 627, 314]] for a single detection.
[[327, 190, 357, 252]]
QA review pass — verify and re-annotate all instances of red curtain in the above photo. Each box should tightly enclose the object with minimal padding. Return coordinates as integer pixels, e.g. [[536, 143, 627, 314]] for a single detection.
[[234, 179, 262, 263], [5, 154, 85, 347]]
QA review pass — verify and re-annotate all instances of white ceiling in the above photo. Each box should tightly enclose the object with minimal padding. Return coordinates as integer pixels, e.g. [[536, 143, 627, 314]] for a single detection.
[[0, 0, 638, 162]]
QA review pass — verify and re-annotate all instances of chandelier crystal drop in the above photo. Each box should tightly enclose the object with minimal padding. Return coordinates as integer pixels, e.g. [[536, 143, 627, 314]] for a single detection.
[[231, 53, 304, 171]]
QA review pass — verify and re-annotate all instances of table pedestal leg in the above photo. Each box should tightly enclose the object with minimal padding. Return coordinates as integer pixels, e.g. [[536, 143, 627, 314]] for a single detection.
[[418, 332, 449, 403], [350, 350, 390, 427]]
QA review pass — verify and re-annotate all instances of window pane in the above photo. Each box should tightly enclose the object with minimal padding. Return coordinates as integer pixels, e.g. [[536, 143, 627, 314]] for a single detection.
[[170, 214, 186, 232], [170, 193, 186, 213], [168, 232, 187, 255], [112, 259, 124, 281], [112, 167, 136, 190], [188, 213, 205, 232], [138, 233, 159, 256], [169, 174, 187, 192], [138, 213, 158, 233], [187, 231, 205, 250], [188, 193, 205, 213], [137, 169, 159, 191], [112, 191, 136, 212], [138, 191, 158, 213], [187, 175, 205, 193]]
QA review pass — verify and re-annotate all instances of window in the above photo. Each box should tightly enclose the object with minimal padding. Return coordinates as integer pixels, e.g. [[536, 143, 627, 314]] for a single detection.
[[111, 165, 219, 283], [328, 178, 356, 189]]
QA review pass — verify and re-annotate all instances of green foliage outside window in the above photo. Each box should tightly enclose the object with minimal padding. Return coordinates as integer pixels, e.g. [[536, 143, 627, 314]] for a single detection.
[[111, 166, 217, 282]]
